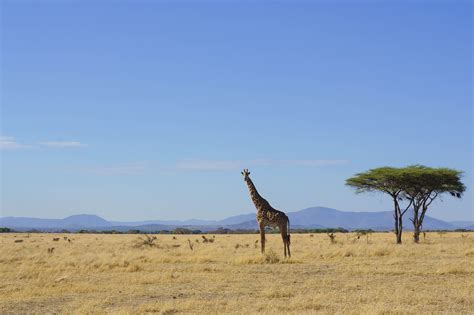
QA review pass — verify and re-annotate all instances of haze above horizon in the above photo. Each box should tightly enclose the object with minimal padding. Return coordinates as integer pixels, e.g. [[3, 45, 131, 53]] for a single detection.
[[1, 1, 472, 221]]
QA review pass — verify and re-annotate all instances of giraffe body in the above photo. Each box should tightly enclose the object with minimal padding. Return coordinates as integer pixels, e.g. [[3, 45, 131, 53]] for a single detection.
[[257, 209, 287, 228], [242, 169, 291, 258]]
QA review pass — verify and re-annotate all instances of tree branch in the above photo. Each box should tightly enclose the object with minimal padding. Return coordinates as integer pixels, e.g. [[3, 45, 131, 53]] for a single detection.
[[425, 192, 438, 207], [401, 199, 414, 217]]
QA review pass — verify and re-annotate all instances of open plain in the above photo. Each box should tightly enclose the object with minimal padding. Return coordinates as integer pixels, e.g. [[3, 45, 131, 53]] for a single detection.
[[1, 232, 473, 314]]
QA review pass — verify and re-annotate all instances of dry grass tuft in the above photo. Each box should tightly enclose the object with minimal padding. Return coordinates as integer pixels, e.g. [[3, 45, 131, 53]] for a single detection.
[[264, 249, 280, 264], [465, 249, 474, 257], [133, 234, 158, 248], [262, 288, 294, 298], [327, 232, 336, 244], [373, 247, 391, 257]]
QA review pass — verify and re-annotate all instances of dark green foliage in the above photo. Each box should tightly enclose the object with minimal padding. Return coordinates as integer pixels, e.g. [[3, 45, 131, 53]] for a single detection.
[[171, 228, 203, 234], [0, 227, 13, 233], [346, 167, 410, 244], [346, 167, 404, 195], [400, 165, 465, 242], [213, 227, 232, 234], [127, 229, 141, 234], [172, 228, 191, 234]]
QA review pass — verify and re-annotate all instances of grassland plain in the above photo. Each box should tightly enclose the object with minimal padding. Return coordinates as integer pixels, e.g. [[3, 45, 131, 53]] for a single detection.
[[0, 232, 473, 314]]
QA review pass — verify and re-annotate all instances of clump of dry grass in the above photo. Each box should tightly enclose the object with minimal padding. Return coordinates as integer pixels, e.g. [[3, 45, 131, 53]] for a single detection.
[[356, 230, 372, 244], [327, 233, 336, 244], [133, 234, 158, 248], [262, 287, 294, 298], [464, 249, 474, 257], [234, 243, 250, 249], [373, 247, 390, 257], [201, 235, 215, 243], [264, 249, 280, 264], [187, 239, 194, 251]]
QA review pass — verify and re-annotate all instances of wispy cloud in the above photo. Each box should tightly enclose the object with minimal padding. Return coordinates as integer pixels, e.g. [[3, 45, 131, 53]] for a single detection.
[[82, 163, 147, 176], [0, 136, 29, 150], [176, 159, 349, 171], [39, 141, 87, 148], [1, 136, 88, 150]]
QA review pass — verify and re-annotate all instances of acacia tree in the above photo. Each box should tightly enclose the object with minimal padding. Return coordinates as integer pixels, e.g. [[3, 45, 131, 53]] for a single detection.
[[401, 165, 465, 243], [346, 167, 413, 244]]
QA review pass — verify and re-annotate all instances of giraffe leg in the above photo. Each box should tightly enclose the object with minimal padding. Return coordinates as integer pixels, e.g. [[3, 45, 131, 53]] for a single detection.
[[280, 227, 287, 258], [259, 224, 265, 254], [280, 225, 290, 258], [286, 219, 291, 258], [287, 235, 291, 258]]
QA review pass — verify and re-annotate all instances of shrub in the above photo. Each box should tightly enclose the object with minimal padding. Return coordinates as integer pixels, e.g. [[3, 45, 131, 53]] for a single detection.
[[264, 249, 280, 264], [134, 234, 158, 248], [327, 233, 336, 244]]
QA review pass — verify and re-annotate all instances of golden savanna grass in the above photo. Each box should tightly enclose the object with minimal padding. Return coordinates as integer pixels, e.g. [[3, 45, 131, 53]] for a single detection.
[[1, 232, 473, 314]]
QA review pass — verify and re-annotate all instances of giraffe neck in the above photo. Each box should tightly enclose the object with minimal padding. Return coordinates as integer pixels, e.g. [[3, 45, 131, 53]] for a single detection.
[[245, 177, 268, 211]]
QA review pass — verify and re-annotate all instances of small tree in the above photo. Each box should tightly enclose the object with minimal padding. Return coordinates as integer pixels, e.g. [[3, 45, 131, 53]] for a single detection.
[[401, 165, 465, 243], [346, 167, 412, 244]]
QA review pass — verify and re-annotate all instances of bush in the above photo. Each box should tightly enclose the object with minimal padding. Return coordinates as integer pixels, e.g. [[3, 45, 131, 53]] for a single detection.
[[264, 249, 280, 264], [134, 234, 158, 248]]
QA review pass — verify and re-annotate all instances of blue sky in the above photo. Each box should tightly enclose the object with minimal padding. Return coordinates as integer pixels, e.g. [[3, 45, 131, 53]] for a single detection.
[[1, 1, 472, 221]]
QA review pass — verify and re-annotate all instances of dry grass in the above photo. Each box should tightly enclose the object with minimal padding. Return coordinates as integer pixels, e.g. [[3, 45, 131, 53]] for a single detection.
[[0, 232, 473, 314]]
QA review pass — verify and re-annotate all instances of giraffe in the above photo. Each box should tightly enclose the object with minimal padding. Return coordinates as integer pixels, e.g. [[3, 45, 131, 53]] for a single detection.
[[241, 169, 291, 258]]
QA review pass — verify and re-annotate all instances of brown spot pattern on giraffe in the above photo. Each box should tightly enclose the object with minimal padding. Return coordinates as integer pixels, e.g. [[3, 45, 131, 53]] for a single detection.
[[257, 210, 288, 228]]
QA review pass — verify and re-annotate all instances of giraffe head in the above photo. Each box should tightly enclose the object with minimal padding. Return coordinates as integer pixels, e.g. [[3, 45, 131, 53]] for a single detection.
[[241, 169, 251, 181]]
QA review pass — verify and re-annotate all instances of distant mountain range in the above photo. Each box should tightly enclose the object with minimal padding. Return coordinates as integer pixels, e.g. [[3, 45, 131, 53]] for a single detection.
[[1, 207, 472, 232]]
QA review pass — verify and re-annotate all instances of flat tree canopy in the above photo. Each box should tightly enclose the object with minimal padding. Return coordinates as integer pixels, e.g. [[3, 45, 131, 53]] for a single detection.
[[346, 167, 411, 244], [400, 165, 465, 242], [346, 165, 466, 243], [346, 167, 404, 196], [401, 165, 465, 198]]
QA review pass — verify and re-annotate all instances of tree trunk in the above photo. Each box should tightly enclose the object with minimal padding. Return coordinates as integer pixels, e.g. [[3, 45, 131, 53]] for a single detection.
[[412, 214, 420, 243], [393, 198, 403, 244], [394, 208, 400, 244], [413, 225, 421, 243], [413, 205, 428, 243], [397, 214, 403, 244]]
